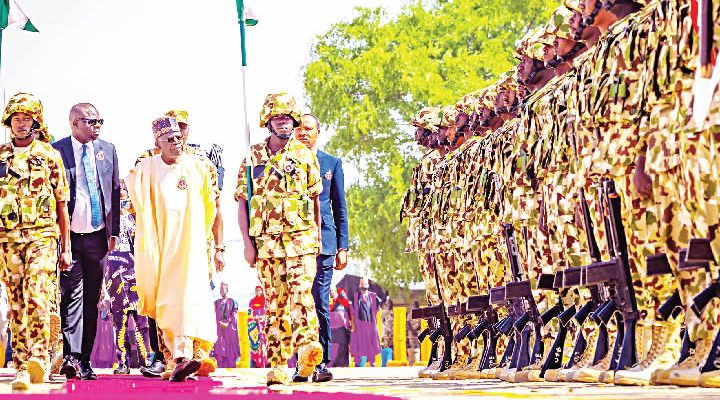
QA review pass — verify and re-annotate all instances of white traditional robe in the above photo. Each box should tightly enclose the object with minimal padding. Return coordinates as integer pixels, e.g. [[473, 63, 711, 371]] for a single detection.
[[126, 154, 217, 345]]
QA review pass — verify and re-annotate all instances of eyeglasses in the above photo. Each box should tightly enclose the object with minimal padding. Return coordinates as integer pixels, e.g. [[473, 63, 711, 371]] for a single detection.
[[158, 134, 183, 144], [78, 118, 104, 126]]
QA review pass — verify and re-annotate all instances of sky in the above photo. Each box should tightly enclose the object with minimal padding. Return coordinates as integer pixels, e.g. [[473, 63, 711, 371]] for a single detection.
[[1, 0, 406, 304]]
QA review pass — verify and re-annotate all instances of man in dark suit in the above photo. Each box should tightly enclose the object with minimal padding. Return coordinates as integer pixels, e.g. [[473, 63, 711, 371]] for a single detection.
[[53, 103, 120, 380], [296, 113, 349, 382]]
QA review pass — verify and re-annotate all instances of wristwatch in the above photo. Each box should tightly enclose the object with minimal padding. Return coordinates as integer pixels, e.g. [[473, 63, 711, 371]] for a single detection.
[[215, 244, 226, 252]]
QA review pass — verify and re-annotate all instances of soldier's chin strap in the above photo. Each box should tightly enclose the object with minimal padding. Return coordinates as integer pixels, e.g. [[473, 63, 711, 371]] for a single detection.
[[582, 0, 603, 26], [11, 124, 38, 141], [517, 59, 542, 86], [559, 42, 586, 63], [268, 125, 292, 140]]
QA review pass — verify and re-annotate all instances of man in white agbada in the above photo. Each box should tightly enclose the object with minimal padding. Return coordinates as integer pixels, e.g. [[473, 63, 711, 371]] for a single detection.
[[126, 116, 222, 382]]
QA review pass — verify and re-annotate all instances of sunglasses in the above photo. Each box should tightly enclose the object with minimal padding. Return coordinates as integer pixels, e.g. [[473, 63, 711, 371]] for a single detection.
[[78, 118, 104, 126], [158, 134, 183, 144]]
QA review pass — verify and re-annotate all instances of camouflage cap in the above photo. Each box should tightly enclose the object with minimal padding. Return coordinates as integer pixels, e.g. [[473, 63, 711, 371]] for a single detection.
[[546, 6, 575, 41], [165, 110, 190, 125], [438, 105, 459, 128], [152, 116, 181, 139], [411, 106, 441, 133], [2, 92, 50, 141], [259, 93, 302, 128]]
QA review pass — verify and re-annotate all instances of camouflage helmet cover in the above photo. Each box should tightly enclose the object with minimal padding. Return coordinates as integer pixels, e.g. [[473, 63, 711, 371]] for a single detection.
[[411, 106, 441, 133], [165, 109, 190, 125], [259, 92, 302, 128], [514, 28, 553, 60], [546, 6, 575, 40], [563, 0, 582, 12], [438, 105, 459, 128], [2, 92, 50, 142], [455, 92, 482, 115]]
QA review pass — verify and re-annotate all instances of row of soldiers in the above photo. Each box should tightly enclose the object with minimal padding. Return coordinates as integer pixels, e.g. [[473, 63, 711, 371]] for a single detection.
[[402, 0, 720, 388]]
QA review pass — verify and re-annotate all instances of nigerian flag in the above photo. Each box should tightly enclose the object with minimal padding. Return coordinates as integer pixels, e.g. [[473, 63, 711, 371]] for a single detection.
[[0, 0, 37, 32]]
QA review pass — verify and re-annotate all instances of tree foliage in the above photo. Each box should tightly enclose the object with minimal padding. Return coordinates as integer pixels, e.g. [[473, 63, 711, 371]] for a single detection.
[[303, 0, 559, 291]]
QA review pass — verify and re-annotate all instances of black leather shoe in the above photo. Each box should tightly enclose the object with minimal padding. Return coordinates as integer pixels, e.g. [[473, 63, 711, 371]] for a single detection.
[[140, 360, 165, 378], [80, 361, 97, 380], [170, 358, 201, 382], [113, 363, 130, 375], [292, 368, 308, 383], [60, 355, 81, 380], [312, 363, 333, 383]]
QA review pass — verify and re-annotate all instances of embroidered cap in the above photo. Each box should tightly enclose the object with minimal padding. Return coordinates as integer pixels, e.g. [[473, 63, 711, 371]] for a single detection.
[[152, 116, 181, 139]]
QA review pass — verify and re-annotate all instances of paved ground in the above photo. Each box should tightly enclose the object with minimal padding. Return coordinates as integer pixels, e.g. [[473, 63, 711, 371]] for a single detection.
[[0, 367, 720, 398]]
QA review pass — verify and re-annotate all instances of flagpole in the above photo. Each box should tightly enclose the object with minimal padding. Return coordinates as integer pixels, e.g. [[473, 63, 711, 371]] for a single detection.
[[235, 0, 252, 219]]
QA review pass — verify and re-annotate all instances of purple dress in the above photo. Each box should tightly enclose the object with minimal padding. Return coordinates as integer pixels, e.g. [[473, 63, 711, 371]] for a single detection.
[[349, 291, 381, 364], [90, 311, 116, 368], [212, 298, 241, 368]]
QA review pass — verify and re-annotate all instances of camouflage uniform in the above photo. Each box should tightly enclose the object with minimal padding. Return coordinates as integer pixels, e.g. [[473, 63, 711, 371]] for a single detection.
[[235, 93, 323, 369], [0, 93, 70, 373], [404, 107, 443, 307]]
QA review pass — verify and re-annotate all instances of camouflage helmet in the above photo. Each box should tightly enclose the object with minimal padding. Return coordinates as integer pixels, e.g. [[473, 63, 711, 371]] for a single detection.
[[438, 105, 458, 128], [496, 73, 518, 94], [2, 92, 50, 141], [455, 92, 482, 116], [259, 93, 302, 128], [411, 106, 441, 133], [165, 109, 190, 125], [563, 0, 582, 12], [515, 28, 553, 61], [546, 6, 575, 41]]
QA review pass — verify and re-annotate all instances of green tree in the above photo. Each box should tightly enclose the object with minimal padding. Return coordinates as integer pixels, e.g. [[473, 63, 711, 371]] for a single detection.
[[304, 0, 558, 291]]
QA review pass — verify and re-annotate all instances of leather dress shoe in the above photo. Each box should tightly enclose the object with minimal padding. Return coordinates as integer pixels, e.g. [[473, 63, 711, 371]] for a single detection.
[[113, 363, 130, 375], [170, 358, 201, 382], [292, 368, 309, 383], [60, 355, 81, 380], [80, 361, 97, 380], [140, 360, 166, 378], [313, 363, 333, 383]]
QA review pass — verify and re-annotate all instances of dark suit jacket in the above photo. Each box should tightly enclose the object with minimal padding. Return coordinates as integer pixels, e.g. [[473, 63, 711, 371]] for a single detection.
[[53, 136, 120, 238], [316, 150, 349, 255]]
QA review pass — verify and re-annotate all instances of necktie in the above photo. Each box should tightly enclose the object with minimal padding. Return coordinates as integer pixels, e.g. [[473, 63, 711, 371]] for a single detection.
[[81, 144, 102, 229]]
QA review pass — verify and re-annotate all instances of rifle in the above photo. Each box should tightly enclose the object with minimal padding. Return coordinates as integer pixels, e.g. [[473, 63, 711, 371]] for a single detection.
[[409, 251, 454, 372], [502, 223, 545, 369], [698, 0, 714, 79], [579, 178, 639, 370]]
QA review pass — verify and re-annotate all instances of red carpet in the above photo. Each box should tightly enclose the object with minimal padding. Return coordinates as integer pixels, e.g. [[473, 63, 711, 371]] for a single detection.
[[0, 374, 401, 399]]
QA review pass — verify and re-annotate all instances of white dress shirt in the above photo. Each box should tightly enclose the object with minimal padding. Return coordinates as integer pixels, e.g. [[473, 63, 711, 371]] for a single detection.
[[70, 136, 105, 233]]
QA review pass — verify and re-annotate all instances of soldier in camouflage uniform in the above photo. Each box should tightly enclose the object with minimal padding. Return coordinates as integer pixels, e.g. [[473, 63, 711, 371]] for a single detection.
[[236, 93, 323, 386], [430, 105, 482, 380], [0, 93, 72, 390], [401, 106, 446, 378]]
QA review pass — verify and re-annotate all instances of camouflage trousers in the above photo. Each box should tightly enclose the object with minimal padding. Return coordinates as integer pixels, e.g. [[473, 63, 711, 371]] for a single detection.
[[418, 249, 441, 306], [435, 249, 479, 359], [678, 129, 720, 340], [611, 171, 651, 323], [257, 254, 319, 367], [0, 238, 58, 371]]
